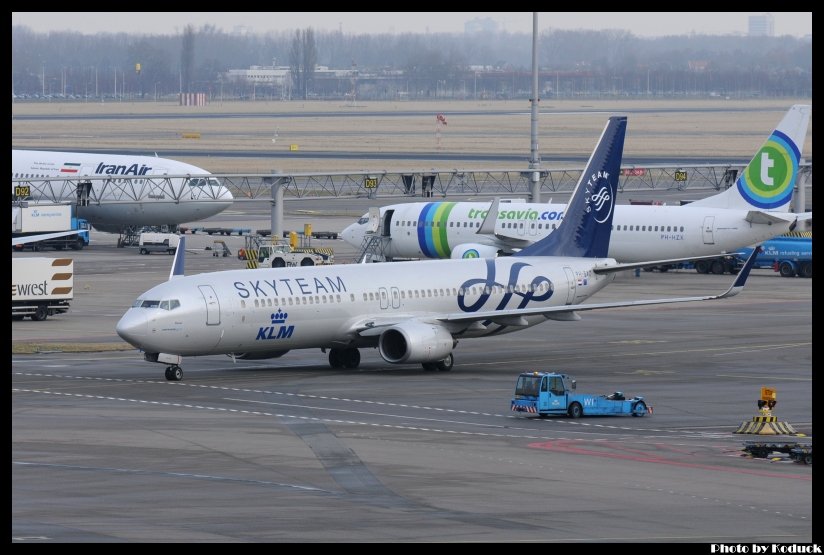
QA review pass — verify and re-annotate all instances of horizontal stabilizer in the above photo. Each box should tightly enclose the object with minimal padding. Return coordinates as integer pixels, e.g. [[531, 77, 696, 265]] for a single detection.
[[744, 210, 804, 225]]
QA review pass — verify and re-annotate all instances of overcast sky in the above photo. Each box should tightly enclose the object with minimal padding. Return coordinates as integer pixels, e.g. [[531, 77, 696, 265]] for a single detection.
[[11, 12, 812, 38]]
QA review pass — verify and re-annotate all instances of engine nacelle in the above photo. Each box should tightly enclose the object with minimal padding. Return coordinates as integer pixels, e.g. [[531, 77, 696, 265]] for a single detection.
[[378, 321, 454, 364], [232, 350, 290, 360], [450, 243, 502, 260]]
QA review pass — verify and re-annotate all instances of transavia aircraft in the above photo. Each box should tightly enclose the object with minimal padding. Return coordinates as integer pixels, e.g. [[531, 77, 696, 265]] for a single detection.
[[341, 105, 810, 263], [11, 150, 234, 233], [116, 116, 759, 381]]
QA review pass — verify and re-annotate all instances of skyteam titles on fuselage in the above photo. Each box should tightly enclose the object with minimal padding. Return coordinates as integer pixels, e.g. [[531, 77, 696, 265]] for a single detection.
[[234, 275, 348, 299]]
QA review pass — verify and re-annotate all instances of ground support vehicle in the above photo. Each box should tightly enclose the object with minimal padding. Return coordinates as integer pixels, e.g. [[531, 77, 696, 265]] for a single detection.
[[12, 257, 73, 321], [510, 372, 651, 418]]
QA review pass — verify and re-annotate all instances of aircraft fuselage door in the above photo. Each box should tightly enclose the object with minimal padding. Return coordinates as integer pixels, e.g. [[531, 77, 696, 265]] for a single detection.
[[702, 216, 715, 245], [198, 285, 221, 325], [382, 209, 394, 237], [563, 267, 577, 304]]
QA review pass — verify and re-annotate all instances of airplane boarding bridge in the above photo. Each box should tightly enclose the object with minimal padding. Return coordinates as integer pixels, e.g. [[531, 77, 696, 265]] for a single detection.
[[12, 162, 812, 237]]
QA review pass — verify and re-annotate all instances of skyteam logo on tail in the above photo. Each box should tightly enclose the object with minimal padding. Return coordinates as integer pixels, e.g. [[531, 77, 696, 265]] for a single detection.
[[587, 171, 614, 224], [737, 130, 800, 209]]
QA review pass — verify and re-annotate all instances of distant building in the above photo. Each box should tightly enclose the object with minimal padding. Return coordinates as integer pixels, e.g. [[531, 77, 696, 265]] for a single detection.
[[464, 17, 500, 34], [748, 13, 775, 37]]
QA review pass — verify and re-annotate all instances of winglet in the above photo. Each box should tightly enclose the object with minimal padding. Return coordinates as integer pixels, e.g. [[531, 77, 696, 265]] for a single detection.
[[169, 235, 185, 280], [477, 197, 500, 236], [717, 245, 761, 299]]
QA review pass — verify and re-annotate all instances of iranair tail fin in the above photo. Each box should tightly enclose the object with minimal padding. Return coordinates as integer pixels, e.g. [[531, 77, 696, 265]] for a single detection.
[[514, 115, 627, 258], [691, 105, 811, 211]]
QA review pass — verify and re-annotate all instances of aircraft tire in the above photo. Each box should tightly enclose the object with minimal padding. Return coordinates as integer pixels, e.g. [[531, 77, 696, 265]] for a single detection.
[[342, 348, 360, 369], [422, 363, 438, 371], [436, 354, 454, 372], [328, 349, 343, 368]]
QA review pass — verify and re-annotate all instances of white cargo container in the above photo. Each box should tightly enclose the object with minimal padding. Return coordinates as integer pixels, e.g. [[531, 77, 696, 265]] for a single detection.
[[12, 203, 73, 233], [11, 257, 74, 321]]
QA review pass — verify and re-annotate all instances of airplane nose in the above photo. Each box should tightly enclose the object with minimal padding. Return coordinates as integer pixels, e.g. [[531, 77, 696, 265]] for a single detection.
[[341, 223, 363, 247], [116, 309, 149, 348]]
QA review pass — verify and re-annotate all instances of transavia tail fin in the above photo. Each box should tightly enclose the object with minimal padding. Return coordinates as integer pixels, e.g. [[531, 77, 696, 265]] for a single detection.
[[514, 115, 626, 258], [691, 105, 810, 211], [169, 235, 185, 280]]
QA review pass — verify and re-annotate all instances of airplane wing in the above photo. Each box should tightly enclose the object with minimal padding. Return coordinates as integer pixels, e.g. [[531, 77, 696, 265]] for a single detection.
[[352, 246, 760, 335], [591, 252, 745, 275], [12, 230, 81, 246]]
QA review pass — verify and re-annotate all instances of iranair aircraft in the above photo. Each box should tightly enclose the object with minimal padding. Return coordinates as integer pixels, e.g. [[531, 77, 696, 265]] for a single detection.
[[342, 105, 810, 263], [11, 150, 234, 233], [116, 116, 759, 382]]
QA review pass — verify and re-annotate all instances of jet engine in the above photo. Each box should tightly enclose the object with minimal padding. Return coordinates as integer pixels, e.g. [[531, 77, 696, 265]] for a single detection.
[[378, 321, 454, 364], [232, 350, 290, 360], [449, 243, 502, 260]]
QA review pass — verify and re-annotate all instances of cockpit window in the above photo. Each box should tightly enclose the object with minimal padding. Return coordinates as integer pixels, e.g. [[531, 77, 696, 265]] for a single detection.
[[357, 217, 369, 225], [134, 299, 179, 310]]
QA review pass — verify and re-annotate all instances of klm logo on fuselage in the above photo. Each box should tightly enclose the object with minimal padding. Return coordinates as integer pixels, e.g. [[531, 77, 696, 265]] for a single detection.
[[94, 162, 152, 176], [256, 309, 294, 341]]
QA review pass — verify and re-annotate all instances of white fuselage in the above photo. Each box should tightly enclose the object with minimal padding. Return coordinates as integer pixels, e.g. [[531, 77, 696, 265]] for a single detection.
[[116, 256, 615, 357], [12, 149, 234, 231], [342, 201, 795, 262]]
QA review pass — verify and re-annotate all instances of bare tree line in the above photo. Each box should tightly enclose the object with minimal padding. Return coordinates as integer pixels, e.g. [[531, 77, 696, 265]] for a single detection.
[[12, 24, 811, 100]]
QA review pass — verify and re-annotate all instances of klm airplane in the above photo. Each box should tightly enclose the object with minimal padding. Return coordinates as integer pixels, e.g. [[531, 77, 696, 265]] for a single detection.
[[341, 105, 810, 264], [116, 116, 758, 381]]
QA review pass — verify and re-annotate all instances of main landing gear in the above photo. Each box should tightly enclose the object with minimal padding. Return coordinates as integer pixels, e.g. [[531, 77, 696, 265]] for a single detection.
[[328, 348, 361, 369], [164, 365, 183, 381], [422, 353, 454, 372]]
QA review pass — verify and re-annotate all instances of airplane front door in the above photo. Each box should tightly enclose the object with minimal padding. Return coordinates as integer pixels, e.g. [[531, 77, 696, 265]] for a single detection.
[[198, 285, 221, 325]]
